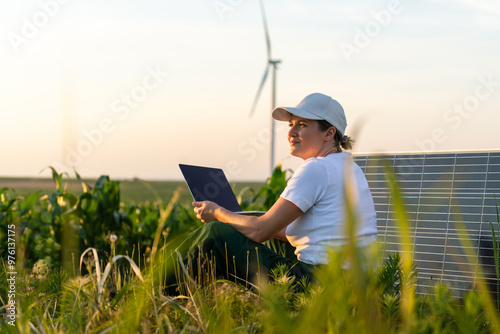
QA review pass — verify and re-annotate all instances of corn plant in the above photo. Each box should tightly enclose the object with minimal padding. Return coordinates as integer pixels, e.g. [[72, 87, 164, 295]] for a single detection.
[[239, 162, 290, 211]]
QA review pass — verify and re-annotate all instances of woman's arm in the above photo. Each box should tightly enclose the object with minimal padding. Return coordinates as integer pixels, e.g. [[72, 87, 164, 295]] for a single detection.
[[193, 197, 302, 243], [273, 227, 288, 241]]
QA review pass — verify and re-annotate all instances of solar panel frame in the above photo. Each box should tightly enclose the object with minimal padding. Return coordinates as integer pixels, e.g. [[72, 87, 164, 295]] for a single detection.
[[354, 150, 500, 296]]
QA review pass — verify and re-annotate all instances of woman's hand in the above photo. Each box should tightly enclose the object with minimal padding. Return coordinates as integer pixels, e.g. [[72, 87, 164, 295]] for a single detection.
[[192, 201, 221, 224]]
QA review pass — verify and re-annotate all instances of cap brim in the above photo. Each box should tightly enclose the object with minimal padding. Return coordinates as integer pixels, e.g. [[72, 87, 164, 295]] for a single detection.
[[272, 107, 323, 122]]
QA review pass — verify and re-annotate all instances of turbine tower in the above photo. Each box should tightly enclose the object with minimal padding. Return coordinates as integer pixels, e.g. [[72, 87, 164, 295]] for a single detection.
[[248, 0, 281, 176]]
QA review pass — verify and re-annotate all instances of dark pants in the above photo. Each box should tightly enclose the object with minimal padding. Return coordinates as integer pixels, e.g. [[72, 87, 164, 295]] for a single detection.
[[165, 221, 314, 294]]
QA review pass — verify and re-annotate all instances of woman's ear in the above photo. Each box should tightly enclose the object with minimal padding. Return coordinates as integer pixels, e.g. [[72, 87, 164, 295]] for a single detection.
[[325, 126, 336, 141]]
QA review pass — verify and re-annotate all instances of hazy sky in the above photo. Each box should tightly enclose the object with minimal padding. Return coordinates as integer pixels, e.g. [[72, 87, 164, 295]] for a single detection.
[[1, 0, 500, 181]]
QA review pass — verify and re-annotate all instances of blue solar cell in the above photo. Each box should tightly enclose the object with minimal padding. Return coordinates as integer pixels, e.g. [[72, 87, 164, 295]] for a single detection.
[[395, 157, 424, 167], [486, 174, 500, 185], [489, 155, 500, 164], [453, 179, 486, 191], [443, 261, 471, 273], [454, 172, 487, 181], [449, 214, 484, 222], [423, 156, 456, 165], [418, 204, 451, 214], [451, 194, 484, 203], [483, 197, 500, 206], [455, 164, 488, 173], [415, 236, 446, 247], [423, 165, 455, 173], [422, 172, 453, 181], [487, 165, 500, 173], [456, 156, 488, 165], [452, 205, 484, 214], [418, 194, 449, 204], [399, 180, 425, 189], [483, 213, 500, 223], [402, 196, 420, 205], [414, 220, 448, 230], [394, 165, 424, 175]]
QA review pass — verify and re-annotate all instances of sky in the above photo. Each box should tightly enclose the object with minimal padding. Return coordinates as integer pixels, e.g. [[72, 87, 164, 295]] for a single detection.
[[1, 0, 500, 182]]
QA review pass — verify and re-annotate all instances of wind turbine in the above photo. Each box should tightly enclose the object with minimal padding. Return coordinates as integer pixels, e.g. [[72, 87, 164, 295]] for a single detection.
[[248, 0, 281, 176]]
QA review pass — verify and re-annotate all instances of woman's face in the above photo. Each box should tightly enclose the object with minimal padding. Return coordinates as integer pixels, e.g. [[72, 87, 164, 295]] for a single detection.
[[287, 115, 330, 160]]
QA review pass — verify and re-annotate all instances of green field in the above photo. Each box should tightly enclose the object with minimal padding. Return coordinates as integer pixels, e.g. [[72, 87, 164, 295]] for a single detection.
[[0, 177, 265, 205], [2, 168, 500, 333]]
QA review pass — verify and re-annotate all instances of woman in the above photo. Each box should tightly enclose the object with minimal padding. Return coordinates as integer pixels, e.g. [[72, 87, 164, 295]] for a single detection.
[[168, 93, 377, 293]]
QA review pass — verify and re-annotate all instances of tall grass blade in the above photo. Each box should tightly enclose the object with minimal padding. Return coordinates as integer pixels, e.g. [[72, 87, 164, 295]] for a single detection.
[[150, 185, 182, 262], [80, 247, 101, 283], [98, 255, 144, 303], [491, 193, 500, 310], [44, 166, 64, 192], [489, 220, 500, 310], [74, 169, 90, 193], [342, 153, 378, 329], [383, 161, 415, 332], [451, 204, 500, 330]]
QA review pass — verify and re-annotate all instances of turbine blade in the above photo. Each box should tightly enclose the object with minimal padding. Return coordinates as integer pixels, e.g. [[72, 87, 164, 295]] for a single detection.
[[248, 65, 270, 118], [258, 0, 272, 61]]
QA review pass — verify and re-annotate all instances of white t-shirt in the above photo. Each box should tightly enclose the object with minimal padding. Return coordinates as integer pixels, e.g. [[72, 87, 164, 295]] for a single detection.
[[281, 152, 378, 265]]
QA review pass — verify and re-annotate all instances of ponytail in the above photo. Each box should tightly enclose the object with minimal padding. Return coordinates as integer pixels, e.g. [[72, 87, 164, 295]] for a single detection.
[[340, 134, 354, 151], [334, 131, 355, 152], [317, 119, 355, 152]]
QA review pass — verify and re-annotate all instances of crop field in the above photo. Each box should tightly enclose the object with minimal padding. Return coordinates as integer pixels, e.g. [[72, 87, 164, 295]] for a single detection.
[[1, 166, 500, 333], [0, 177, 264, 205]]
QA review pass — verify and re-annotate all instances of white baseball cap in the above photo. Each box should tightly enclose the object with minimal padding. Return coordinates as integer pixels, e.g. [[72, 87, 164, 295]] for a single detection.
[[272, 93, 347, 136]]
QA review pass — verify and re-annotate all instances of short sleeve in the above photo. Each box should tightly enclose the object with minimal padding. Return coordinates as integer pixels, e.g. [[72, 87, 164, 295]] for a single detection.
[[280, 159, 327, 213]]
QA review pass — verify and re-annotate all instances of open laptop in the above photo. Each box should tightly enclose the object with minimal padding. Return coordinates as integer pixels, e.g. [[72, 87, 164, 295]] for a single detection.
[[179, 164, 266, 216]]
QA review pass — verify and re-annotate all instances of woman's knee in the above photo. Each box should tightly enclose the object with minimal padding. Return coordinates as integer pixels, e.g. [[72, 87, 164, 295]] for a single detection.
[[188, 221, 236, 248], [205, 221, 236, 237]]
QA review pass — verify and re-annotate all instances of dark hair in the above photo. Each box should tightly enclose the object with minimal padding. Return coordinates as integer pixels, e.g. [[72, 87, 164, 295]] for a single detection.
[[317, 120, 354, 152]]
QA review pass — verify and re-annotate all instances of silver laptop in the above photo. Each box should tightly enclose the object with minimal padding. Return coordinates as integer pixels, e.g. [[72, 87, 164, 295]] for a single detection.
[[179, 164, 266, 216]]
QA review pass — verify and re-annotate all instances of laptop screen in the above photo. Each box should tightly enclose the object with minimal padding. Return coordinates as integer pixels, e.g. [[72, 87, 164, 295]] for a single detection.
[[179, 164, 242, 212]]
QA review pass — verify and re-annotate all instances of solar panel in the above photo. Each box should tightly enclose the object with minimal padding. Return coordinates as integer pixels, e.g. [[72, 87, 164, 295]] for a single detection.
[[354, 151, 500, 296]]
